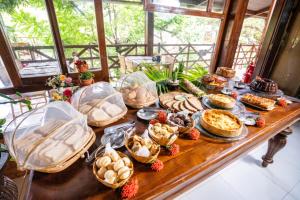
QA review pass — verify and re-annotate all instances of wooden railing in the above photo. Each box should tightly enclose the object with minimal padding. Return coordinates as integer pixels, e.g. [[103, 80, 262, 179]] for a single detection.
[[11, 43, 260, 77], [233, 44, 261, 69]]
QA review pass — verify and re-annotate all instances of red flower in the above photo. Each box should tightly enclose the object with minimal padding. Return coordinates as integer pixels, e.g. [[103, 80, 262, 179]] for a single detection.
[[256, 117, 266, 128], [278, 99, 287, 107], [168, 144, 180, 156], [74, 60, 82, 66], [151, 160, 164, 172], [157, 111, 167, 124], [63, 88, 72, 98], [121, 178, 139, 199], [231, 91, 238, 99], [149, 119, 159, 125], [187, 128, 200, 140]]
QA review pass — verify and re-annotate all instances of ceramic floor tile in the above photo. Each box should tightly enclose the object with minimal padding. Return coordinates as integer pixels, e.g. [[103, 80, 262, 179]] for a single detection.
[[176, 175, 244, 200], [245, 144, 300, 192], [283, 194, 297, 200], [221, 160, 287, 200], [289, 181, 300, 200]]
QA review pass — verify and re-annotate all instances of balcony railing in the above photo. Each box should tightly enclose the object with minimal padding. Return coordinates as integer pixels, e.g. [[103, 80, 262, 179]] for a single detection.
[[10, 43, 260, 79]]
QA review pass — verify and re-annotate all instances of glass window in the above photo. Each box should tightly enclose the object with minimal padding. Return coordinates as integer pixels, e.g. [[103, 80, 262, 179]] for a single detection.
[[233, 17, 266, 79], [0, 1, 61, 78], [213, 0, 225, 13], [103, 1, 145, 80], [0, 56, 13, 88], [154, 13, 221, 69], [151, 0, 207, 11], [53, 0, 101, 72]]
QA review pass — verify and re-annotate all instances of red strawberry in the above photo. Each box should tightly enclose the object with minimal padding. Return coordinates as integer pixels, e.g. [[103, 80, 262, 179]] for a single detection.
[[167, 144, 180, 156], [151, 160, 164, 172], [157, 111, 167, 124], [256, 117, 266, 128]]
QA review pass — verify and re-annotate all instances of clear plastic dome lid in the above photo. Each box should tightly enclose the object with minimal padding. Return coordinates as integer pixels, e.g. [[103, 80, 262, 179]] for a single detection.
[[116, 72, 158, 108], [3, 101, 94, 171], [71, 82, 127, 127]]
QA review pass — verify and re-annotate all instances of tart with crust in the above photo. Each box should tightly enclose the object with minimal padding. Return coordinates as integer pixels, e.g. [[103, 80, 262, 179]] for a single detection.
[[208, 94, 236, 109], [200, 109, 243, 137]]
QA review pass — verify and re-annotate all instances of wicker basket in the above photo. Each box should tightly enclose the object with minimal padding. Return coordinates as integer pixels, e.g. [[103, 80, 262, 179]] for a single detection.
[[38, 128, 95, 173], [3, 102, 96, 173], [93, 152, 134, 189], [72, 82, 128, 127], [167, 114, 195, 134], [124, 98, 157, 109], [148, 125, 178, 147], [125, 137, 160, 164]]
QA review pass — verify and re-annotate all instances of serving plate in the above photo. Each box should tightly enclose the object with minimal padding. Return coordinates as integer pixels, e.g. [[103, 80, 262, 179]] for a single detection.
[[202, 96, 246, 115], [239, 98, 275, 111], [249, 88, 284, 99], [192, 112, 248, 142]]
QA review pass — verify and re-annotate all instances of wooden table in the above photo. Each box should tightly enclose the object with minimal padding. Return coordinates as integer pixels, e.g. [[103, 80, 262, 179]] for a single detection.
[[11, 103, 300, 199]]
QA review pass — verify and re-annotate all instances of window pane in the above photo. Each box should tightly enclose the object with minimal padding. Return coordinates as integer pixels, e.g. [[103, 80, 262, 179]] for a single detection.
[[151, 0, 207, 11], [103, 1, 145, 80], [233, 17, 266, 79], [154, 13, 221, 69], [0, 56, 13, 88], [0, 1, 61, 78], [54, 0, 101, 72], [213, 0, 225, 13]]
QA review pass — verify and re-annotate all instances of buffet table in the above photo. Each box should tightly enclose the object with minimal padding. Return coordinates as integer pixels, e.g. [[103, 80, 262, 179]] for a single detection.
[[22, 102, 300, 199]]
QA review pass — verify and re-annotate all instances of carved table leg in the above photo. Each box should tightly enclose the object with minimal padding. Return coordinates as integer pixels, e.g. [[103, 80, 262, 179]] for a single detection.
[[262, 127, 293, 167]]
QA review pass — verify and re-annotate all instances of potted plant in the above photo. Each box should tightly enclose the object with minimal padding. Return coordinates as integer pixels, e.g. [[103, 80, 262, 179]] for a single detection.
[[74, 60, 89, 73], [80, 71, 95, 86]]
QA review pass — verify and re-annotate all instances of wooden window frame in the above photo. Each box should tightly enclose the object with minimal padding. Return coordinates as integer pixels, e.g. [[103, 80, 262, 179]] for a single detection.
[[144, 0, 225, 19], [0, 0, 109, 94], [144, 0, 230, 73]]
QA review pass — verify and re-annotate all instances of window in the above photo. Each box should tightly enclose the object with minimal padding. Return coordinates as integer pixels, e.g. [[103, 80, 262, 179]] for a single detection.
[[151, 0, 207, 11], [0, 0, 61, 78], [154, 13, 221, 69], [0, 56, 12, 88], [53, 0, 101, 72], [103, 1, 145, 80]]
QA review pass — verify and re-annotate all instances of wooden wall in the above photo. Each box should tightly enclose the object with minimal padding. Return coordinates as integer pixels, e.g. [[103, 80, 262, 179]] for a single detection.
[[270, 6, 300, 97]]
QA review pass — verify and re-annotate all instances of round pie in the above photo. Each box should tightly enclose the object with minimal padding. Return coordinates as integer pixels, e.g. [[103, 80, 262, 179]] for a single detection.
[[200, 109, 243, 137], [208, 94, 236, 109]]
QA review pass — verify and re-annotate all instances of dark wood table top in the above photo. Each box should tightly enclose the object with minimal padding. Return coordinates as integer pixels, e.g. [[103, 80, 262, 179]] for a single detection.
[[10, 102, 300, 200]]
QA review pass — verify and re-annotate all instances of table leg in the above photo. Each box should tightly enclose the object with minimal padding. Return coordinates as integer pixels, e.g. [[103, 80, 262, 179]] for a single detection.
[[262, 127, 293, 167]]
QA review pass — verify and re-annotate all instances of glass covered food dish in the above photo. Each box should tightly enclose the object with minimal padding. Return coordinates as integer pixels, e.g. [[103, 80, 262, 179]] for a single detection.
[[3, 101, 95, 173], [116, 71, 158, 108], [72, 82, 127, 127]]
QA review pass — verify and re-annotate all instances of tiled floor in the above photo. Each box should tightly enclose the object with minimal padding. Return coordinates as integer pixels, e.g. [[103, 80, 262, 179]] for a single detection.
[[177, 122, 300, 200]]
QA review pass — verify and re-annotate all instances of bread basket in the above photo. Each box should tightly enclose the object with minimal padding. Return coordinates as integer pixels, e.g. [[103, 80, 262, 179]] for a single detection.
[[125, 136, 160, 164], [148, 124, 178, 146], [93, 151, 134, 189]]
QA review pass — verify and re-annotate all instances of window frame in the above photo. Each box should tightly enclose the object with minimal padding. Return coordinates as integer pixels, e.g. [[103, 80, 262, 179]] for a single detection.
[[0, 0, 109, 94]]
